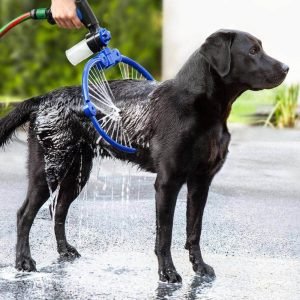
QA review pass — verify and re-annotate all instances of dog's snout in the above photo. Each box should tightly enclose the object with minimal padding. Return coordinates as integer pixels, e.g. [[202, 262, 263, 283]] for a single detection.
[[281, 63, 289, 74]]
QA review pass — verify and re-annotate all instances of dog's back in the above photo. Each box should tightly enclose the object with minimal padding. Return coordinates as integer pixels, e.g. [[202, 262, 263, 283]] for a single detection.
[[0, 80, 159, 183]]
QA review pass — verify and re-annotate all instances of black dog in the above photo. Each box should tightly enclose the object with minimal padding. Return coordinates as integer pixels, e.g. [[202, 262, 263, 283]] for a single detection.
[[0, 30, 288, 283]]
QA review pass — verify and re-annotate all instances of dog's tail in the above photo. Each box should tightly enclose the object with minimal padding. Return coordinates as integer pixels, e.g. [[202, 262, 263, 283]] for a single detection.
[[0, 97, 41, 147]]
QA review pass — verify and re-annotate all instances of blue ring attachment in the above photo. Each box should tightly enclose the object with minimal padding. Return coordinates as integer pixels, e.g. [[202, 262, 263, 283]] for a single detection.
[[82, 49, 154, 153]]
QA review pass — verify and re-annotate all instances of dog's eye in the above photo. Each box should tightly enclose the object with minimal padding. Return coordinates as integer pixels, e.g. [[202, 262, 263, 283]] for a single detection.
[[249, 47, 259, 55]]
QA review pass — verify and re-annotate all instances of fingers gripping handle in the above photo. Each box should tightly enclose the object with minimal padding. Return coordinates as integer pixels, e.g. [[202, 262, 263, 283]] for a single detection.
[[45, 8, 83, 25], [31, 8, 82, 24], [44, 0, 99, 32]]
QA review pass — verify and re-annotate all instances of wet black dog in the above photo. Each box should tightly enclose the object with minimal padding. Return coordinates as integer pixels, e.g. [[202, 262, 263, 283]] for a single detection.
[[0, 30, 288, 283]]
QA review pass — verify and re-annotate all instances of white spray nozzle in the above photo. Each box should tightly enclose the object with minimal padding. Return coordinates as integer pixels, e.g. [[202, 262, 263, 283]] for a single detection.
[[65, 39, 93, 66]]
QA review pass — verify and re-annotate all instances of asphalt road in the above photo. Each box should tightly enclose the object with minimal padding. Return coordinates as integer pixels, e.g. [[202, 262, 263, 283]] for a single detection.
[[0, 126, 299, 300]]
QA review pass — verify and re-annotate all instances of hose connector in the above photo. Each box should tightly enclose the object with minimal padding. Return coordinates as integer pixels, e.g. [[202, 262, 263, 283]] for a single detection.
[[95, 48, 122, 70], [30, 8, 55, 24]]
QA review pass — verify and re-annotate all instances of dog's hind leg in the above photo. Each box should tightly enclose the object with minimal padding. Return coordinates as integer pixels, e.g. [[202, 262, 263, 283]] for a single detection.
[[16, 135, 50, 272], [53, 145, 93, 259]]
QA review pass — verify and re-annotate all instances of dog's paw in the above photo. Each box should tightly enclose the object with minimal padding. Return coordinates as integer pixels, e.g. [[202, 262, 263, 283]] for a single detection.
[[159, 267, 182, 284], [15, 256, 37, 272], [59, 244, 81, 259], [193, 262, 215, 278]]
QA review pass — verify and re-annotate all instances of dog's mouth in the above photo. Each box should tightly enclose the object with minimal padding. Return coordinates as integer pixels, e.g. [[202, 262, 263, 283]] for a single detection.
[[254, 71, 287, 90], [266, 73, 287, 88]]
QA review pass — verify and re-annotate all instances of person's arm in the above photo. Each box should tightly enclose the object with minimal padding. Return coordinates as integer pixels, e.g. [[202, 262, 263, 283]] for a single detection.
[[51, 0, 82, 29]]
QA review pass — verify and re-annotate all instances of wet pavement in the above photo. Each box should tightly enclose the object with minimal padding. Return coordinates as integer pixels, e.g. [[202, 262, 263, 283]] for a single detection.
[[0, 126, 300, 299]]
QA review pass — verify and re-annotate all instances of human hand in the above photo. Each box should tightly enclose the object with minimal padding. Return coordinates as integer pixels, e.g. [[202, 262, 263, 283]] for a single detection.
[[51, 0, 82, 29]]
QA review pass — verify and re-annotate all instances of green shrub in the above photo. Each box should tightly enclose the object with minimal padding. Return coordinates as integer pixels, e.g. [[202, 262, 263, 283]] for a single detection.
[[0, 102, 13, 118], [265, 84, 299, 128], [0, 96, 21, 118]]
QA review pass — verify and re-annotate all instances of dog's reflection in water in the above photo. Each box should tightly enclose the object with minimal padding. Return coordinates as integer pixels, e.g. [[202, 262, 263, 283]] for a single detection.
[[156, 275, 214, 300]]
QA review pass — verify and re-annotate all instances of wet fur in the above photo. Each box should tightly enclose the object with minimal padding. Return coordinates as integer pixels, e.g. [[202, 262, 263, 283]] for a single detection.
[[0, 30, 288, 282]]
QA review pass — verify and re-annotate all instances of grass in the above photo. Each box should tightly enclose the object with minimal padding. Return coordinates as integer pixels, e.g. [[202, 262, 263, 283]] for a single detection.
[[267, 84, 299, 128], [0, 95, 22, 118], [229, 87, 284, 124], [0, 95, 22, 103]]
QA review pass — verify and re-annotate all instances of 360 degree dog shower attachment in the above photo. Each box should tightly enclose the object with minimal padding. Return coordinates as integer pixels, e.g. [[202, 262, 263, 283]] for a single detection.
[[82, 49, 154, 153], [0, 0, 154, 153], [73, 1, 155, 153]]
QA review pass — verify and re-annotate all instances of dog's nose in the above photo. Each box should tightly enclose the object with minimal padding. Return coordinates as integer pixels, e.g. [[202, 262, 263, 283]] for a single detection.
[[281, 63, 289, 74]]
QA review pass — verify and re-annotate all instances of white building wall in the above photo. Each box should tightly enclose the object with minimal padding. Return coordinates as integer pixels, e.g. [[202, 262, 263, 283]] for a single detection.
[[163, 0, 299, 83]]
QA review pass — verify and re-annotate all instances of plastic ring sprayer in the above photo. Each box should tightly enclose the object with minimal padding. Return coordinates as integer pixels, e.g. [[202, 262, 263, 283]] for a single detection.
[[0, 0, 155, 153]]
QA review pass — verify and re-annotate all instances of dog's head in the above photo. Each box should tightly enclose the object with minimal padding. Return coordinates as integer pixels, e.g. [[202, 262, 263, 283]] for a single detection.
[[200, 29, 289, 90]]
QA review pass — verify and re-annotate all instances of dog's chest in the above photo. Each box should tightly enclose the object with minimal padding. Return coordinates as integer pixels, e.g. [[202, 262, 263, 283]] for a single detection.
[[190, 127, 231, 175]]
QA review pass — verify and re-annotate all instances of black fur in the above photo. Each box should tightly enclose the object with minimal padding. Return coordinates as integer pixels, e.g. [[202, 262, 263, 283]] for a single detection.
[[0, 30, 288, 282]]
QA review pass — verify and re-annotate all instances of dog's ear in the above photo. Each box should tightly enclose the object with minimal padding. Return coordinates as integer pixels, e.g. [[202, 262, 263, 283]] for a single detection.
[[200, 30, 234, 77]]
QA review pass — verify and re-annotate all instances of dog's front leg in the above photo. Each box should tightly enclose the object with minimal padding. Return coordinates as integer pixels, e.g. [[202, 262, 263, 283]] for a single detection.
[[154, 172, 183, 283], [185, 175, 215, 278]]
